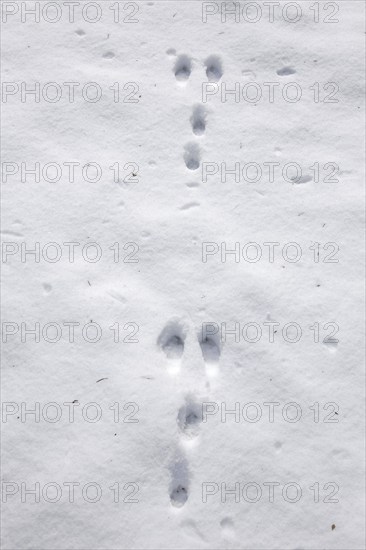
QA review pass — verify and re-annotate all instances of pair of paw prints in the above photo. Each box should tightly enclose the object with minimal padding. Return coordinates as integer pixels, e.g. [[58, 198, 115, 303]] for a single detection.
[[183, 105, 208, 171], [168, 51, 224, 83], [157, 320, 221, 374], [169, 394, 205, 509]]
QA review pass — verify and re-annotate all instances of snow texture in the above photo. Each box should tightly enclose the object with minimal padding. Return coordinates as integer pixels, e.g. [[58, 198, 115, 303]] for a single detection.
[[1, 1, 365, 549]]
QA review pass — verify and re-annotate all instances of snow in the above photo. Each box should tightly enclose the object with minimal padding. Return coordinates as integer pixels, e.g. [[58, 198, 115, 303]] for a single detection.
[[1, 1, 365, 549]]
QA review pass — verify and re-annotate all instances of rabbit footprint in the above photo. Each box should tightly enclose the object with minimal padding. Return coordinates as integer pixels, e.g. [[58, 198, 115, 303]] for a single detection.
[[158, 320, 187, 373], [174, 54, 192, 82], [177, 395, 203, 440], [199, 327, 221, 375], [169, 453, 190, 508]]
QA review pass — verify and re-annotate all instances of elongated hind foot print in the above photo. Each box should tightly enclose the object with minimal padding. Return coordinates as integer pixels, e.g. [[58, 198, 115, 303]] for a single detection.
[[190, 105, 207, 136], [169, 454, 190, 508], [184, 142, 201, 171], [198, 326, 221, 376]]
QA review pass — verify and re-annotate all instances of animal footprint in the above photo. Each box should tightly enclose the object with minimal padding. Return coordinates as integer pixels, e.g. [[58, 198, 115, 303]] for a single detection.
[[220, 517, 235, 540], [184, 142, 201, 170], [170, 485, 188, 507], [190, 105, 207, 136], [177, 395, 203, 439], [102, 51, 115, 59], [158, 320, 186, 373], [169, 453, 189, 508], [205, 55, 223, 82], [198, 329, 221, 375], [276, 66, 296, 76], [174, 54, 192, 82]]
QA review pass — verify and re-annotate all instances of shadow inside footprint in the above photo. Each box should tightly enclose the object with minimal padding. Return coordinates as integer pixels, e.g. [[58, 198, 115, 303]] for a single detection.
[[205, 54, 223, 82], [162, 335, 184, 359], [158, 321, 186, 371], [190, 105, 207, 136], [184, 142, 201, 170], [174, 54, 192, 82], [220, 517, 235, 539], [169, 454, 189, 508], [178, 396, 203, 439], [198, 329, 221, 376], [170, 485, 188, 507], [276, 66, 296, 76], [199, 337, 220, 364]]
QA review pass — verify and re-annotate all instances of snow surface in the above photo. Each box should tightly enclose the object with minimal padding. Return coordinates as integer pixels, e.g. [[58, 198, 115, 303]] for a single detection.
[[1, 1, 365, 549]]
